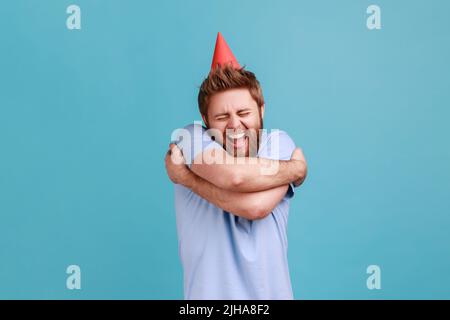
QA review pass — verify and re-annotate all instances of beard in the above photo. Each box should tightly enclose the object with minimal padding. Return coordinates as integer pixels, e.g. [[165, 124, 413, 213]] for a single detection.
[[223, 117, 263, 158]]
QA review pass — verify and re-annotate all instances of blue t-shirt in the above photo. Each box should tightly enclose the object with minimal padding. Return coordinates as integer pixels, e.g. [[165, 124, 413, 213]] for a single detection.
[[173, 123, 297, 299]]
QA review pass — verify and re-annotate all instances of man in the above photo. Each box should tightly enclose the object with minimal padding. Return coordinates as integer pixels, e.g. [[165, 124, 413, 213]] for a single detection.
[[165, 32, 307, 299]]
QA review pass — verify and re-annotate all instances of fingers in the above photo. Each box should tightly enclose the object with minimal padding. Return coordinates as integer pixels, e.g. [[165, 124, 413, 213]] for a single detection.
[[167, 143, 185, 165], [166, 143, 178, 156], [290, 147, 304, 161]]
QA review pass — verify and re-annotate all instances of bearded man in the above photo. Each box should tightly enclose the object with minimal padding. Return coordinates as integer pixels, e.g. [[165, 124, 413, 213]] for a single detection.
[[165, 33, 307, 300]]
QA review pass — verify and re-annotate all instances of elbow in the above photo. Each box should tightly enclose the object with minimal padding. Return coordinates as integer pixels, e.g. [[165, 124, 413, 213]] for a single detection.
[[294, 160, 308, 187], [245, 203, 272, 221], [226, 170, 244, 190], [299, 160, 308, 180], [251, 208, 271, 221]]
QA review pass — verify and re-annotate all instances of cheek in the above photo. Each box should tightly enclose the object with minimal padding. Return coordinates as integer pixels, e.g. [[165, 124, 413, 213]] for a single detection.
[[244, 115, 262, 128], [211, 122, 227, 133], [207, 121, 227, 142]]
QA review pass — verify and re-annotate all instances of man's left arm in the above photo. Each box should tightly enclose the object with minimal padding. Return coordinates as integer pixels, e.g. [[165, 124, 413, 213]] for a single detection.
[[165, 144, 290, 220]]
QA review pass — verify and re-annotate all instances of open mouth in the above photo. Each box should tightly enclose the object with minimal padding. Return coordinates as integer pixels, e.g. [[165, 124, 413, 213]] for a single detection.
[[225, 131, 248, 150], [226, 132, 245, 140]]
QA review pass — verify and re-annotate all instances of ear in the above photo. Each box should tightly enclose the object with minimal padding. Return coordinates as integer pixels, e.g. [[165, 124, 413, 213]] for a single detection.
[[260, 104, 265, 119]]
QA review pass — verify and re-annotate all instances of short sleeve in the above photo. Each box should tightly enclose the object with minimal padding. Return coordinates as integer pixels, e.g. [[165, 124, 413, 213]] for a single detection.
[[171, 123, 223, 168], [257, 130, 298, 198]]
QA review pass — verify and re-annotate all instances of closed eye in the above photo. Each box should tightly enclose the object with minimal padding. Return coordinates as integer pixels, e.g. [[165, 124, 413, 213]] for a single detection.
[[215, 115, 229, 121]]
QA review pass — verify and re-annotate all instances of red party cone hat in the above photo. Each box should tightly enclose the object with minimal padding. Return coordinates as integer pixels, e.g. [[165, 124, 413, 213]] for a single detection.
[[211, 32, 241, 70]]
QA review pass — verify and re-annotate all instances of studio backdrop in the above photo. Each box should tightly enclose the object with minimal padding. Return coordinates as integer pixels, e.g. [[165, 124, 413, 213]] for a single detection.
[[1, 0, 449, 299]]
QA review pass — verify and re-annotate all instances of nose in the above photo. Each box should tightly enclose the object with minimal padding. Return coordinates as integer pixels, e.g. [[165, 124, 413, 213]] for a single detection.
[[226, 115, 241, 130]]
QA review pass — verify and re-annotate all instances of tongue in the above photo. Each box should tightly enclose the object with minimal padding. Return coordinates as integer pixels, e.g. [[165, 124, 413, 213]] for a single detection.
[[234, 137, 246, 148]]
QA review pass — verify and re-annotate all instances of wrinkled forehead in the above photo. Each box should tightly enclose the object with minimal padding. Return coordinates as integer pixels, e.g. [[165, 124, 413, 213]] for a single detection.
[[208, 88, 258, 115]]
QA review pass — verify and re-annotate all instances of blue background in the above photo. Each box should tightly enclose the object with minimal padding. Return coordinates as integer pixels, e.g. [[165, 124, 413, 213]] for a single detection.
[[1, 0, 449, 299]]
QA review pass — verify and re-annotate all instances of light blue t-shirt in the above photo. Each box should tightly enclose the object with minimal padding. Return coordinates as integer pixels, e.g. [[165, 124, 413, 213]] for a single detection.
[[173, 123, 297, 300]]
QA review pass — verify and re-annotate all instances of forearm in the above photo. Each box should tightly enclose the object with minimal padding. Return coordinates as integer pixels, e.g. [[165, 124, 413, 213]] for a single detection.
[[192, 148, 306, 193], [228, 157, 306, 192], [184, 169, 288, 220]]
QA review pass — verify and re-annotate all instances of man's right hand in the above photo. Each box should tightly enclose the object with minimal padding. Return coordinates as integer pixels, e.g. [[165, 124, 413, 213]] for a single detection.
[[165, 144, 194, 187]]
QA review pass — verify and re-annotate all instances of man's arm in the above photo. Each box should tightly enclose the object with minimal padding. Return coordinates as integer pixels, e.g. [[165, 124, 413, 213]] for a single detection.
[[187, 170, 289, 220], [165, 144, 289, 220], [190, 146, 307, 193]]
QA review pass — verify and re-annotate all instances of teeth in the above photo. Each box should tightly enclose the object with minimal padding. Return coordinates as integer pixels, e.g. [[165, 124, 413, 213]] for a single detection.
[[227, 132, 245, 139]]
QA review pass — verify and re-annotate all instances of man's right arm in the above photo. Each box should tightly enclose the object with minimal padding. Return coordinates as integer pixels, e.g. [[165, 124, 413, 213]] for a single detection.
[[173, 124, 307, 193], [190, 146, 307, 193], [187, 171, 289, 220], [165, 144, 289, 220]]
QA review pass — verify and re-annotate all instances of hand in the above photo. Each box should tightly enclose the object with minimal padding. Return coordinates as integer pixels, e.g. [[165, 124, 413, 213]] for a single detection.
[[290, 148, 307, 187], [165, 143, 193, 186]]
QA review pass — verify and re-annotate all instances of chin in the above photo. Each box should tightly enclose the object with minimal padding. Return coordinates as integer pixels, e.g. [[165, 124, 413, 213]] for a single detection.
[[235, 147, 249, 158]]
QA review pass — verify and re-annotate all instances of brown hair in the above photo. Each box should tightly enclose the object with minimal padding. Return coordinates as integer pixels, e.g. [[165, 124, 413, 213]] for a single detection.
[[198, 65, 265, 119]]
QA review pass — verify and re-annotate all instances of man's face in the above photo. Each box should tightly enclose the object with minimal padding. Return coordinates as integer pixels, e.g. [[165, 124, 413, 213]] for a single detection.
[[203, 88, 264, 157]]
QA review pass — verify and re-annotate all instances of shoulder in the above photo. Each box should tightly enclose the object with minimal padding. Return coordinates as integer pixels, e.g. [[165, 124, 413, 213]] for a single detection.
[[182, 122, 205, 132], [172, 122, 206, 145], [176, 122, 206, 137], [261, 129, 294, 143], [258, 129, 296, 160]]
